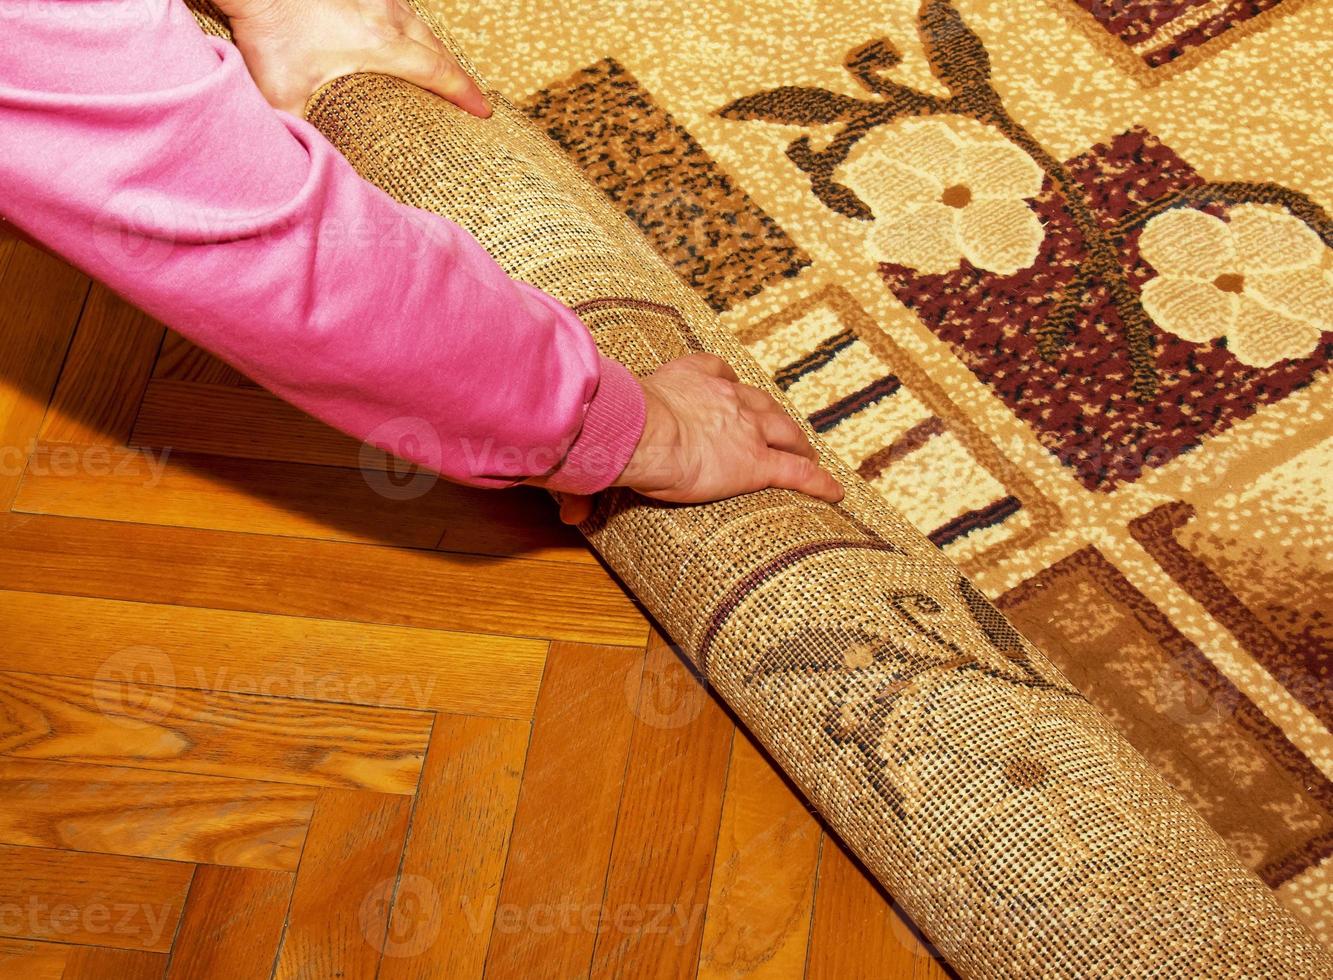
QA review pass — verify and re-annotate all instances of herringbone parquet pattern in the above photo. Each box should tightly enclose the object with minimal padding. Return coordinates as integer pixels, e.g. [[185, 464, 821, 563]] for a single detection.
[[0, 229, 948, 978]]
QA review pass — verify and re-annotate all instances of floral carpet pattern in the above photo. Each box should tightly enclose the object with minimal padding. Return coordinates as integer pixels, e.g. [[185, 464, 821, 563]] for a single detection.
[[435, 0, 1333, 943]]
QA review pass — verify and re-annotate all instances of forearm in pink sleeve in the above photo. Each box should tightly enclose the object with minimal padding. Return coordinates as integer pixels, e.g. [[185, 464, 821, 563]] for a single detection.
[[0, 0, 645, 494]]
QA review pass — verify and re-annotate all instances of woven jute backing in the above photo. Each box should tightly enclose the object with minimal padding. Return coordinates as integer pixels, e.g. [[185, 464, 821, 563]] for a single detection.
[[191, 4, 1333, 975]]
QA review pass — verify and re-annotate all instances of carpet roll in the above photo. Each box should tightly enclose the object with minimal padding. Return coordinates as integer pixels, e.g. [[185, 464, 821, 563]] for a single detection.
[[195, 3, 1333, 975]]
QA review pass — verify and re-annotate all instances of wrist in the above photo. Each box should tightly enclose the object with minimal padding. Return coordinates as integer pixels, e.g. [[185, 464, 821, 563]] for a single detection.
[[533, 355, 646, 496], [613, 381, 682, 493]]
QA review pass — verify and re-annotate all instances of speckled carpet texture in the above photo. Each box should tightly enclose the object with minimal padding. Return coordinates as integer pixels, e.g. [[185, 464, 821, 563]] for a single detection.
[[438, 0, 1333, 945], [193, 0, 1333, 974]]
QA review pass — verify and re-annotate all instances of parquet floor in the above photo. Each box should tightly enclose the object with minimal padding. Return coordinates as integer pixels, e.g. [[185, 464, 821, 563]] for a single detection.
[[0, 229, 950, 978]]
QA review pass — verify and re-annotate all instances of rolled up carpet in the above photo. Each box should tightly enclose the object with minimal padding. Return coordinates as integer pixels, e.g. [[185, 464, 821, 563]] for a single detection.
[[194, 3, 1333, 976]]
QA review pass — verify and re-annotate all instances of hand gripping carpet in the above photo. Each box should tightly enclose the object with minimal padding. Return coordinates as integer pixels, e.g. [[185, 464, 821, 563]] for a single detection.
[[194, 2, 1333, 976]]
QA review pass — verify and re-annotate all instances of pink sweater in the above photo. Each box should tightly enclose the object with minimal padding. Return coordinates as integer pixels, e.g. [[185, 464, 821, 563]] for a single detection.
[[0, 0, 646, 494]]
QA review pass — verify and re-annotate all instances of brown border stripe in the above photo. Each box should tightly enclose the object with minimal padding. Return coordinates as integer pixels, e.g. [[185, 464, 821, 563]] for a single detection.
[[928, 495, 1022, 548], [997, 544, 1333, 886], [774, 330, 857, 391], [698, 538, 903, 673], [808, 375, 903, 433], [857, 416, 946, 481], [1130, 500, 1333, 736]]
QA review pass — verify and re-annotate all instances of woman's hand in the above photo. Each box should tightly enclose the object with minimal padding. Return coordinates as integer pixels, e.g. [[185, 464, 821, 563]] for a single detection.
[[217, 0, 490, 118], [558, 353, 845, 524]]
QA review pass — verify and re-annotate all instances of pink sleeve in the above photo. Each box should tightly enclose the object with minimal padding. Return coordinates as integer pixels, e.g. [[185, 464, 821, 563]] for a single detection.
[[0, 0, 645, 494]]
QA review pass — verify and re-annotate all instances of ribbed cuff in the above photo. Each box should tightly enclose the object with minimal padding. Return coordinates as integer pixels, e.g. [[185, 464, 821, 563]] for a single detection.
[[536, 354, 646, 496]]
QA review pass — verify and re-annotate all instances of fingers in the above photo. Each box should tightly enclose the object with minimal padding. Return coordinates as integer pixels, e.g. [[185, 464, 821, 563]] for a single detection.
[[677, 352, 739, 382], [760, 449, 845, 503], [398, 7, 445, 50], [641, 352, 840, 506], [732, 384, 817, 460], [755, 410, 817, 460], [374, 39, 491, 117], [557, 493, 594, 525], [732, 383, 782, 415]]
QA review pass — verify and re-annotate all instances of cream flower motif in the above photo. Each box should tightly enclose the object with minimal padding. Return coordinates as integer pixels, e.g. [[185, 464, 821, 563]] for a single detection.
[[837, 117, 1046, 276], [1138, 204, 1333, 368]]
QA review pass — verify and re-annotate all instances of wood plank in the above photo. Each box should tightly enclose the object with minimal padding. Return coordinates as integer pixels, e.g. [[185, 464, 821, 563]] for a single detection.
[[128, 377, 592, 560], [0, 243, 89, 508], [273, 788, 412, 980], [13, 444, 589, 561], [0, 758, 315, 871], [0, 512, 647, 648], [0, 938, 67, 979], [15, 444, 454, 548], [0, 935, 167, 979], [61, 945, 166, 980], [0, 589, 546, 718], [804, 836, 925, 980], [0, 844, 191, 952], [0, 670, 432, 794], [485, 642, 645, 978], [132, 380, 365, 468], [914, 948, 954, 980], [38, 283, 164, 446], [696, 730, 821, 980], [152, 331, 248, 386], [165, 865, 290, 980], [589, 631, 734, 979], [431, 484, 588, 562], [378, 714, 529, 980]]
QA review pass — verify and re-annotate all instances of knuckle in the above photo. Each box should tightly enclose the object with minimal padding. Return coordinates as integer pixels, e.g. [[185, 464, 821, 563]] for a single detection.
[[709, 377, 739, 400]]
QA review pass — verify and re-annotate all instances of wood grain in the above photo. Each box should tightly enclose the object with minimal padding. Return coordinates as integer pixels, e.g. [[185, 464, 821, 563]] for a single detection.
[[0, 938, 68, 979], [14, 444, 590, 561], [0, 231, 15, 279], [0, 844, 191, 952], [152, 331, 248, 387], [589, 631, 735, 979], [0, 512, 647, 647], [273, 789, 412, 980], [37, 282, 164, 447], [0, 212, 956, 979], [165, 865, 291, 980], [61, 944, 167, 980], [0, 670, 432, 794], [0, 589, 546, 718], [0, 937, 169, 979], [378, 715, 529, 980], [697, 730, 822, 980], [131, 380, 367, 469], [805, 835, 926, 980], [0, 243, 88, 508], [485, 642, 645, 978], [0, 758, 315, 871], [15, 445, 460, 548]]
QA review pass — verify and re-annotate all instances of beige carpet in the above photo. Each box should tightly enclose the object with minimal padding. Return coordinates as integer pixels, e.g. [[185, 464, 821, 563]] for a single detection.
[[428, 0, 1333, 943]]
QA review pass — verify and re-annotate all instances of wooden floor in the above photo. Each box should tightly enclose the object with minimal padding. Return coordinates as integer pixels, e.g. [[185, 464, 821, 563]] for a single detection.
[[0, 231, 950, 978]]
